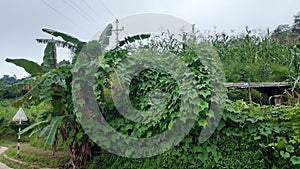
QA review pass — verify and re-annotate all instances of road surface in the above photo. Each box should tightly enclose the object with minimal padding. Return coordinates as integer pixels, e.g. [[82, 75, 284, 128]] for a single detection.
[[0, 147, 12, 169]]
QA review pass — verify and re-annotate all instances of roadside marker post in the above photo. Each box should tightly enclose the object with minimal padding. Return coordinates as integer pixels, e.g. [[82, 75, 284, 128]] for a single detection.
[[12, 108, 28, 155]]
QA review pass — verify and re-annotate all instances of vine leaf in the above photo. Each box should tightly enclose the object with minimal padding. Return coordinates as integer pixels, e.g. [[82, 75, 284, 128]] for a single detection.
[[285, 145, 295, 153], [291, 156, 300, 165], [280, 151, 290, 159]]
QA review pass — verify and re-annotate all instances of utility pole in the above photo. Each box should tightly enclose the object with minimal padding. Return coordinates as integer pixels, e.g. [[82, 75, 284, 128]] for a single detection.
[[112, 19, 124, 46], [192, 24, 195, 34]]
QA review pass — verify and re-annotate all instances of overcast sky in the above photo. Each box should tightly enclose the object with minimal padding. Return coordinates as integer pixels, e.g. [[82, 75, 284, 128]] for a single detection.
[[1, 0, 299, 78]]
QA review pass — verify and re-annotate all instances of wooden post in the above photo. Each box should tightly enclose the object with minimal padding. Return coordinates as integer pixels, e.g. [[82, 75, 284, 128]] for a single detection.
[[248, 86, 252, 104], [18, 119, 21, 155]]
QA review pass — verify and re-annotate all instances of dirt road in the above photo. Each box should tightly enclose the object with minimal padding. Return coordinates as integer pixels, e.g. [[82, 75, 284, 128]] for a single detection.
[[0, 147, 12, 169]]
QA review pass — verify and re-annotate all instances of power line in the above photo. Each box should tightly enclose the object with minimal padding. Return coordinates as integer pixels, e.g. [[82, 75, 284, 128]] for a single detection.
[[62, 0, 98, 26], [70, 0, 99, 24], [98, 0, 117, 19], [82, 0, 93, 9], [40, 0, 89, 33], [82, 0, 102, 20]]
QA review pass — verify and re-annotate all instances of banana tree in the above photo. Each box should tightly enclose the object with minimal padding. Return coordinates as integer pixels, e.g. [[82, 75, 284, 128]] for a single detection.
[[5, 24, 152, 168], [6, 28, 86, 136], [6, 28, 93, 168]]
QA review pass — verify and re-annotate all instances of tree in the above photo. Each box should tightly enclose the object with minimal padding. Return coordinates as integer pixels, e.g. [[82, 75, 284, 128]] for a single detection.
[[0, 75, 18, 83], [292, 12, 300, 35], [271, 12, 300, 46], [273, 24, 291, 35], [0, 75, 28, 99], [6, 28, 89, 168]]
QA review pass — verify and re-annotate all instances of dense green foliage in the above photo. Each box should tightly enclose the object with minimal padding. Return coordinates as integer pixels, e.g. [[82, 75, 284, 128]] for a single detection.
[[86, 101, 300, 169], [227, 88, 262, 103], [79, 35, 226, 157], [2, 11, 300, 169], [210, 29, 294, 82], [0, 100, 51, 140], [209, 12, 300, 84], [0, 75, 28, 99], [84, 24, 300, 168]]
